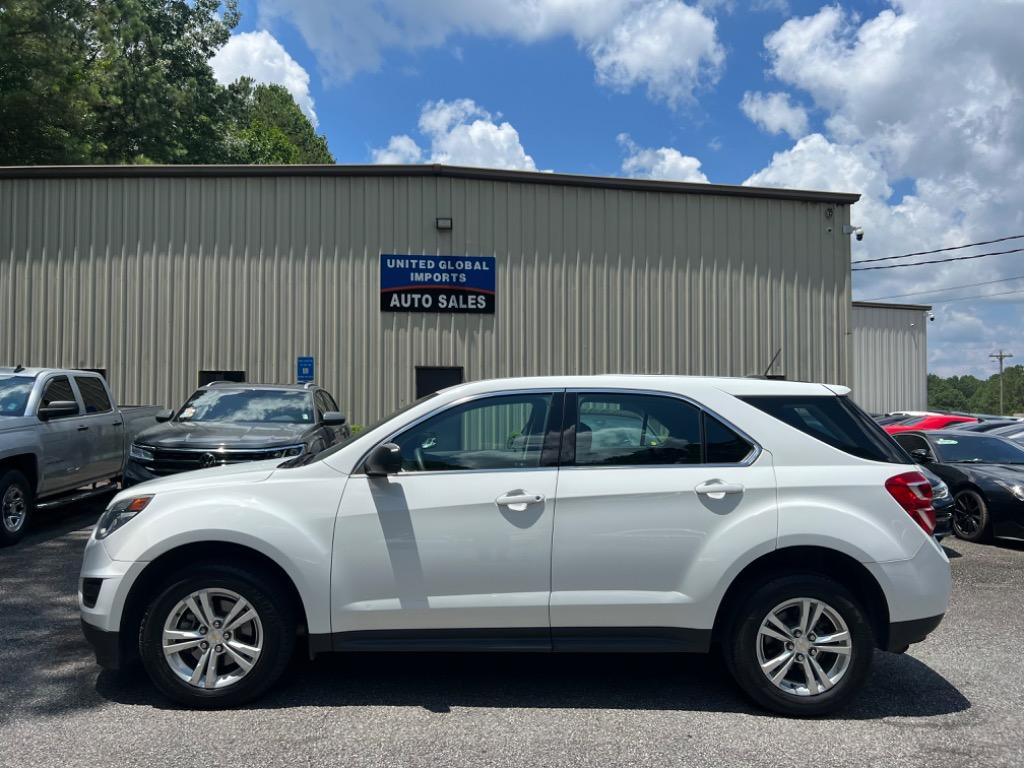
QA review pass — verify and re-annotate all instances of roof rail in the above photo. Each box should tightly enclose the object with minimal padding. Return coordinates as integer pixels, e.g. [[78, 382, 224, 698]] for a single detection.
[[203, 380, 245, 388]]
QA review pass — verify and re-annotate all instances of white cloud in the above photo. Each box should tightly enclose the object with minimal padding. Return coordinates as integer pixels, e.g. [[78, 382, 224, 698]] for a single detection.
[[618, 133, 708, 182], [747, 0, 1024, 375], [371, 135, 422, 164], [588, 0, 724, 106], [739, 91, 808, 139], [255, 0, 723, 106], [211, 30, 318, 126], [372, 99, 537, 171]]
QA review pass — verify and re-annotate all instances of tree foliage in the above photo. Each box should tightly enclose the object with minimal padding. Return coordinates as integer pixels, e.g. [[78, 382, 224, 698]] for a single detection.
[[0, 0, 333, 165], [928, 367, 1024, 416]]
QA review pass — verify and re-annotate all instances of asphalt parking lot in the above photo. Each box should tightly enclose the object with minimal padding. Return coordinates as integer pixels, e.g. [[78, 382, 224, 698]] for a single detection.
[[1, 501, 1022, 768]]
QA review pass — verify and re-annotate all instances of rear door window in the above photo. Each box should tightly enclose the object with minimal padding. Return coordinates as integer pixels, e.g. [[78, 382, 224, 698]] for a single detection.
[[74, 376, 112, 413], [742, 395, 911, 464], [574, 393, 702, 466]]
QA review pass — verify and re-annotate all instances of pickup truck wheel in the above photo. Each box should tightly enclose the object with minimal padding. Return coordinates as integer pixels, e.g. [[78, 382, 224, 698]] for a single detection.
[[0, 470, 33, 545], [724, 574, 875, 717], [138, 564, 296, 708]]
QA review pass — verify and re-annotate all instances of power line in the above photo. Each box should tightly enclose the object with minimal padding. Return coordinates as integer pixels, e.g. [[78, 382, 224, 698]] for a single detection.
[[929, 287, 1024, 304], [862, 274, 1024, 301], [851, 233, 1024, 265], [851, 246, 1024, 272]]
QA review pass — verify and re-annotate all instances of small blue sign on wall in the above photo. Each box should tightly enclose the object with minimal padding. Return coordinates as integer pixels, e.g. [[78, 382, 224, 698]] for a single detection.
[[380, 254, 496, 313], [296, 356, 315, 383]]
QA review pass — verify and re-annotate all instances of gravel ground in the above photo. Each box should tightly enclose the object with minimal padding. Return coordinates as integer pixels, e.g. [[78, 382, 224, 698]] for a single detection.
[[1, 500, 1022, 768]]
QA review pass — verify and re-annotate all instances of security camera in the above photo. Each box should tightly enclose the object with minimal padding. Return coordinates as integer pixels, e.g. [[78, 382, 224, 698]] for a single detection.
[[843, 224, 865, 241], [928, 311, 935, 322]]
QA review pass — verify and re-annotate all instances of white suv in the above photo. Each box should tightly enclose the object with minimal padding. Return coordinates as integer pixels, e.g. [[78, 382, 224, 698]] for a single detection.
[[80, 376, 950, 716]]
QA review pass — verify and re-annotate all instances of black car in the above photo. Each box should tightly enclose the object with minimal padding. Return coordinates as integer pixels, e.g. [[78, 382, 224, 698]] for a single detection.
[[891, 430, 1024, 542], [124, 382, 349, 484], [918, 464, 953, 540]]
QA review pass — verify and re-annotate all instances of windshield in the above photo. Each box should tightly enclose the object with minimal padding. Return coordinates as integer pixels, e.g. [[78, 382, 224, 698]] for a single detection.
[[931, 434, 1024, 464], [176, 389, 313, 424], [0, 376, 33, 417]]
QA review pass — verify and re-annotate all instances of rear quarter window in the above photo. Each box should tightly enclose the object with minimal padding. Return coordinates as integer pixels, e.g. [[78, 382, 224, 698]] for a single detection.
[[741, 395, 911, 464]]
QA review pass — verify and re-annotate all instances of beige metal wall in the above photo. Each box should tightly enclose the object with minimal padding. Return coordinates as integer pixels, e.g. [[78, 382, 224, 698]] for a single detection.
[[850, 302, 929, 414], [1, 171, 853, 423]]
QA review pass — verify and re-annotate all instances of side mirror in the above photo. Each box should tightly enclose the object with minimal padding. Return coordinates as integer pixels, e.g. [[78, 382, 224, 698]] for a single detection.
[[364, 442, 403, 476], [910, 448, 932, 463], [322, 411, 347, 427], [38, 400, 79, 420], [155, 409, 175, 423]]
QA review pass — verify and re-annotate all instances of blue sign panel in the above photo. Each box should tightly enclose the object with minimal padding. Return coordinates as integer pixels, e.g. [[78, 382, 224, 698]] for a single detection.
[[380, 254, 495, 313], [296, 356, 315, 383]]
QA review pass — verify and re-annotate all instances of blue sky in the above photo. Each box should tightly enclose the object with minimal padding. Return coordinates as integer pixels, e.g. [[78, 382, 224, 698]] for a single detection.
[[212, 1, 1024, 378]]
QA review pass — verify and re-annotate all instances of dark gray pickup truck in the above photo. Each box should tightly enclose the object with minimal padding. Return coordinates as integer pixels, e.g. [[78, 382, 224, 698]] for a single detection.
[[0, 367, 162, 545]]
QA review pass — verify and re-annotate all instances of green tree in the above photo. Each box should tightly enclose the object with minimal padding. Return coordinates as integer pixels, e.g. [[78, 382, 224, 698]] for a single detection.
[[91, 0, 240, 163], [226, 79, 333, 164], [929, 366, 1024, 415], [0, 0, 99, 163]]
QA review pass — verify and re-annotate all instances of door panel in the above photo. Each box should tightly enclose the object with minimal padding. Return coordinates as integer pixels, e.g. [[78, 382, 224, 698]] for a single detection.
[[550, 390, 777, 632], [36, 376, 89, 495], [332, 470, 558, 632], [73, 376, 123, 482], [331, 391, 562, 635]]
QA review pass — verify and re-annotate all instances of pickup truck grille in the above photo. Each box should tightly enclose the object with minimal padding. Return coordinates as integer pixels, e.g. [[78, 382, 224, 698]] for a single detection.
[[144, 446, 297, 475]]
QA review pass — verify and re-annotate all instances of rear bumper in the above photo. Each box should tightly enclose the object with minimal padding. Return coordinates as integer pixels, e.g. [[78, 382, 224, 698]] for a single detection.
[[933, 505, 953, 540], [81, 619, 122, 670], [886, 614, 944, 652]]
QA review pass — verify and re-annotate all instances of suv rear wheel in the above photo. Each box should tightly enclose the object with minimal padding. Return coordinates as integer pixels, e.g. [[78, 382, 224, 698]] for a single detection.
[[139, 564, 296, 707], [724, 574, 875, 716], [0, 470, 33, 546]]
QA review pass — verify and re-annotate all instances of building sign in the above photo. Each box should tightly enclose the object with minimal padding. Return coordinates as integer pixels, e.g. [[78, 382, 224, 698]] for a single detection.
[[296, 356, 314, 383], [380, 254, 495, 313]]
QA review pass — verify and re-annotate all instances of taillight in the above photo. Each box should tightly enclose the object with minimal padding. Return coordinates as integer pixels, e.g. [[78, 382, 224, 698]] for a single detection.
[[886, 471, 936, 535]]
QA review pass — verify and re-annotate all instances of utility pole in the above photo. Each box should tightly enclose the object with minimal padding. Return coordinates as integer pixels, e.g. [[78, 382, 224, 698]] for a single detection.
[[990, 349, 1014, 415]]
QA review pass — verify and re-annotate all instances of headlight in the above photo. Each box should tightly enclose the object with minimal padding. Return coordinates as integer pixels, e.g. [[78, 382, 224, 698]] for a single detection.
[[96, 495, 153, 539], [931, 479, 950, 501], [994, 480, 1024, 502], [272, 444, 306, 458], [130, 444, 154, 462]]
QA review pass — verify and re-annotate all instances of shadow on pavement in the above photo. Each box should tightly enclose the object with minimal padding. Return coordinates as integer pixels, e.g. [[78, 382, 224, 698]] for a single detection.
[[96, 645, 970, 721]]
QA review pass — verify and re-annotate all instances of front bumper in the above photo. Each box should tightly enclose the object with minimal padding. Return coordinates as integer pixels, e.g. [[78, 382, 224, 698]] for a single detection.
[[933, 500, 953, 540], [886, 614, 944, 652], [81, 619, 122, 669], [122, 459, 159, 487]]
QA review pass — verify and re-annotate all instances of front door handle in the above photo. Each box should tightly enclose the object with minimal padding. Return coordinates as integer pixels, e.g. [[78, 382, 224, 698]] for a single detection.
[[496, 491, 545, 510], [695, 480, 744, 497], [77, 425, 90, 432]]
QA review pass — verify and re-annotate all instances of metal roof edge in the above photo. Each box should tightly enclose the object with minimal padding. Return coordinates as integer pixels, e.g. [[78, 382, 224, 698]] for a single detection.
[[852, 300, 933, 311], [0, 163, 862, 205]]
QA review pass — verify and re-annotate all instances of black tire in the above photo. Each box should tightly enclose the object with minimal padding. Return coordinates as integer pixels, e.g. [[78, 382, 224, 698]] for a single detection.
[[724, 574, 875, 717], [952, 489, 991, 542], [0, 469, 33, 546], [139, 564, 296, 708]]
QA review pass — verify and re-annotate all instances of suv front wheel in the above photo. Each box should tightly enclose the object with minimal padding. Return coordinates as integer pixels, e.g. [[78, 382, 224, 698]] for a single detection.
[[724, 575, 875, 716], [139, 564, 296, 707]]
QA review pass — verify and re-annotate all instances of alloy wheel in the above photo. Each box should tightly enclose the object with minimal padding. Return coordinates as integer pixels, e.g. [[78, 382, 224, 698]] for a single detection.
[[953, 492, 983, 537], [1, 484, 27, 533], [162, 588, 263, 690], [756, 597, 853, 696]]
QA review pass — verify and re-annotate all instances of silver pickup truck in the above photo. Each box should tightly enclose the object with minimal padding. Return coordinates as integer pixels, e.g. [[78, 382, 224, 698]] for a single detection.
[[0, 367, 162, 545]]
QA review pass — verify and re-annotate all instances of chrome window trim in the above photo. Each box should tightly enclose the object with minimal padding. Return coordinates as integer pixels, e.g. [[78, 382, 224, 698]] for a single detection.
[[353, 385, 762, 476]]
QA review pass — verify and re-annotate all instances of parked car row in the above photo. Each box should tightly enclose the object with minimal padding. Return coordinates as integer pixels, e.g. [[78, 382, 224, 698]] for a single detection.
[[0, 368, 350, 545], [873, 409, 1024, 545]]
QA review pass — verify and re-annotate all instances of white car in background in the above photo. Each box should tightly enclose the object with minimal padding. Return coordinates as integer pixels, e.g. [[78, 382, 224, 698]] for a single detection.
[[80, 375, 950, 716]]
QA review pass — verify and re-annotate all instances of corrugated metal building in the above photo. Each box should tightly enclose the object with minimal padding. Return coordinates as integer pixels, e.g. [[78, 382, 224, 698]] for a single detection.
[[1, 165, 858, 422], [850, 301, 931, 414]]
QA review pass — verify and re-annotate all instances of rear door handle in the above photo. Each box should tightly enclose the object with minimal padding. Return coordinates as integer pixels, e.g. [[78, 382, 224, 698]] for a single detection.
[[695, 480, 744, 496], [77, 425, 90, 432], [496, 491, 545, 509]]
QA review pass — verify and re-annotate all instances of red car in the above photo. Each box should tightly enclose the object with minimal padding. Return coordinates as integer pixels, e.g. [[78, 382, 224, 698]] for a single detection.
[[885, 413, 977, 434]]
